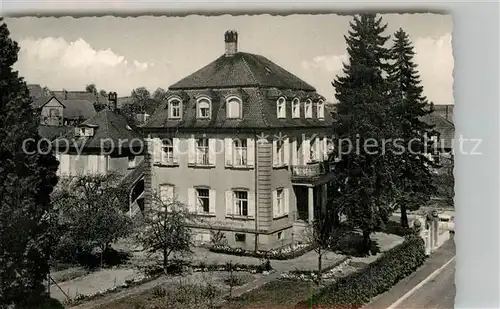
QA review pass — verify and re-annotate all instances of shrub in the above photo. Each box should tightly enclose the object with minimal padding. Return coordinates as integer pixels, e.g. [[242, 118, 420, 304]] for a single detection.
[[379, 220, 413, 237], [300, 235, 426, 309]]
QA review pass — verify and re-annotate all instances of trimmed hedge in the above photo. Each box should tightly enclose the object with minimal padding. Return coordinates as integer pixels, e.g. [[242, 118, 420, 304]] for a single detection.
[[210, 243, 316, 260], [298, 235, 426, 309]]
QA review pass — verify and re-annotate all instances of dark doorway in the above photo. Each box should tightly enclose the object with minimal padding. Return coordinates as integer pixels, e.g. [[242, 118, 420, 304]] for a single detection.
[[293, 185, 309, 221]]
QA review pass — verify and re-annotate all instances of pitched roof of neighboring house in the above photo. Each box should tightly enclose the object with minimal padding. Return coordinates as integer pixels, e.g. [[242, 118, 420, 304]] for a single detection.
[[30, 96, 97, 120], [51, 90, 108, 104], [120, 158, 145, 189], [27, 84, 44, 99], [61, 99, 97, 120], [420, 112, 455, 150], [55, 109, 142, 150], [169, 52, 316, 91], [144, 87, 333, 130], [38, 125, 74, 140]]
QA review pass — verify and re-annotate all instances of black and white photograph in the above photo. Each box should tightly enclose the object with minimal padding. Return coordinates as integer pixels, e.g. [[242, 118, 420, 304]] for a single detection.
[[1, 11, 456, 309]]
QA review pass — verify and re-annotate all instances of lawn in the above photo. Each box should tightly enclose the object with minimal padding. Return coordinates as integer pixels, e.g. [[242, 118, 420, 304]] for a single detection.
[[222, 280, 320, 309]]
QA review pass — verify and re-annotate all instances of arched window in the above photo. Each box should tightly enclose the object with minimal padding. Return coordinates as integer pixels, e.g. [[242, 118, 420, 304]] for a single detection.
[[292, 98, 300, 118], [276, 97, 286, 119], [304, 99, 313, 118], [226, 96, 242, 119], [317, 100, 325, 119], [197, 97, 211, 119], [168, 97, 182, 119]]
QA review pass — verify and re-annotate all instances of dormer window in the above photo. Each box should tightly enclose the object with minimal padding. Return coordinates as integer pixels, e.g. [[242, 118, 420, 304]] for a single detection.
[[75, 127, 95, 137], [197, 97, 211, 119], [304, 99, 313, 118], [168, 98, 182, 119], [292, 98, 300, 118], [317, 100, 325, 119], [226, 96, 242, 119], [276, 97, 286, 119]]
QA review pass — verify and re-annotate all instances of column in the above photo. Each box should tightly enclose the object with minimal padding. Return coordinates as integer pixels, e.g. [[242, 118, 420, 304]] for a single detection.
[[308, 186, 314, 224]]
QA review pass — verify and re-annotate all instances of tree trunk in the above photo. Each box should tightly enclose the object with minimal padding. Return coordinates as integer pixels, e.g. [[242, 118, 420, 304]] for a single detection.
[[317, 249, 322, 285], [400, 204, 409, 228], [362, 230, 372, 256], [163, 248, 168, 275]]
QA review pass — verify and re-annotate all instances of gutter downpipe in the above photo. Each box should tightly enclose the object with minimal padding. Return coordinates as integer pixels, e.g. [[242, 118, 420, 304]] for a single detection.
[[254, 129, 259, 253]]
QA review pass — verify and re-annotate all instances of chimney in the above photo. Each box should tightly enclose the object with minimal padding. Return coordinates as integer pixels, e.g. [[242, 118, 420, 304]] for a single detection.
[[63, 89, 68, 100], [108, 92, 118, 111], [224, 30, 238, 57]]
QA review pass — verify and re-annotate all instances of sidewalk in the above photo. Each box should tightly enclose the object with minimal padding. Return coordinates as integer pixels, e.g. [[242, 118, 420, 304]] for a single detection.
[[363, 238, 455, 309]]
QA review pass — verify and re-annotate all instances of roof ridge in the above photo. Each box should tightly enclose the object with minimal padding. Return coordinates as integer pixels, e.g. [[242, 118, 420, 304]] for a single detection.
[[240, 54, 260, 85], [254, 88, 269, 127]]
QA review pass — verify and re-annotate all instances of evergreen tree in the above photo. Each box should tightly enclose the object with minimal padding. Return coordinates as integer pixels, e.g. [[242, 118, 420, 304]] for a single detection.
[[0, 18, 59, 307], [387, 28, 437, 228], [329, 13, 397, 255]]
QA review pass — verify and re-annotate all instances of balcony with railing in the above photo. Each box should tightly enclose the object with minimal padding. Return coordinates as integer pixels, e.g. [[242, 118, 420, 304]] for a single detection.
[[290, 162, 326, 182]]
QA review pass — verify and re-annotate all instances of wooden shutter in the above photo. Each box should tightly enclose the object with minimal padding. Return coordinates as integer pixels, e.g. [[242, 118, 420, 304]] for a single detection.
[[187, 188, 196, 213], [314, 138, 321, 161], [247, 191, 255, 218], [59, 154, 70, 176], [246, 138, 255, 167], [283, 188, 290, 215], [153, 138, 162, 164], [283, 138, 290, 166], [272, 190, 278, 218], [187, 137, 196, 164], [272, 139, 278, 167], [209, 189, 216, 214], [225, 190, 233, 215], [224, 138, 233, 167], [172, 138, 180, 164], [208, 138, 216, 165], [302, 137, 310, 164], [291, 138, 298, 166], [322, 137, 328, 160]]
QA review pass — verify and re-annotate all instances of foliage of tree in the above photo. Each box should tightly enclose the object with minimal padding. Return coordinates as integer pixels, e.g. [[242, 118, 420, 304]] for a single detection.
[[85, 83, 97, 94], [135, 193, 194, 274], [131, 86, 151, 106], [99, 89, 107, 97], [0, 18, 60, 308], [152, 87, 167, 101], [329, 13, 397, 255], [93, 102, 108, 113], [434, 154, 454, 207], [387, 28, 438, 228], [52, 172, 132, 267]]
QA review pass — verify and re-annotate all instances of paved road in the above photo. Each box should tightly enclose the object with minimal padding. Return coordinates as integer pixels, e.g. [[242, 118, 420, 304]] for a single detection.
[[391, 259, 455, 309]]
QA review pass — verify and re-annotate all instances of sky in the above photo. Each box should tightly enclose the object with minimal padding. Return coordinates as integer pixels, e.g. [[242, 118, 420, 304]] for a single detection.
[[4, 14, 453, 104]]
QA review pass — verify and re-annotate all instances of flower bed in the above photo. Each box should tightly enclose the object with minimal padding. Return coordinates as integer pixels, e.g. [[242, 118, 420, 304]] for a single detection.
[[279, 257, 350, 281], [210, 243, 315, 260]]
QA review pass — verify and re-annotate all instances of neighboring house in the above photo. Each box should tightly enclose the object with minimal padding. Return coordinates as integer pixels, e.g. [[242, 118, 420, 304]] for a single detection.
[[31, 96, 97, 127], [53, 108, 145, 211], [51, 89, 109, 105], [430, 104, 454, 123], [142, 30, 335, 251], [27, 84, 46, 100], [420, 111, 455, 165]]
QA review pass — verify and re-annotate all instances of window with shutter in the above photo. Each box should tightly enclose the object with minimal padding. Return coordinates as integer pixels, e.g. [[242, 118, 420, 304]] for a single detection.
[[233, 191, 248, 216], [225, 138, 233, 167], [196, 188, 210, 213], [233, 139, 247, 166], [246, 138, 255, 167]]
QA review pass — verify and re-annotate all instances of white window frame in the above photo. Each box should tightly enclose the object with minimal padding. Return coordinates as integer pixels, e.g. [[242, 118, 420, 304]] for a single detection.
[[168, 98, 182, 119], [276, 97, 286, 119], [196, 137, 210, 165], [304, 99, 313, 118], [276, 188, 284, 215], [276, 140, 285, 166], [292, 98, 300, 118], [226, 96, 242, 119], [196, 188, 210, 214], [162, 138, 175, 164], [197, 97, 211, 119], [234, 190, 249, 217], [233, 139, 248, 166], [317, 100, 325, 119]]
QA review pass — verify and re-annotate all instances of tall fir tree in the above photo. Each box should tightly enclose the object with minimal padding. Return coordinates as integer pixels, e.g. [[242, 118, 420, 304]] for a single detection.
[[0, 18, 59, 307], [387, 28, 437, 228], [330, 13, 398, 255]]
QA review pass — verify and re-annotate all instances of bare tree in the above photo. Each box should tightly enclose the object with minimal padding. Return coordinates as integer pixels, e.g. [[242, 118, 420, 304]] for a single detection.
[[136, 192, 195, 274]]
